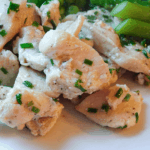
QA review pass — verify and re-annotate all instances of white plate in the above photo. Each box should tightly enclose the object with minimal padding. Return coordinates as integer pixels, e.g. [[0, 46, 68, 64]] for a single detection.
[[0, 72, 149, 150]]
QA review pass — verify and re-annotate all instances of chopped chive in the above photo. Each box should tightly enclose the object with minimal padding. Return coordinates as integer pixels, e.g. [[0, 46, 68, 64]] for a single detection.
[[85, 37, 91, 40], [47, 11, 51, 19], [141, 39, 147, 47], [43, 0, 50, 5], [135, 49, 142, 52], [50, 20, 56, 30], [109, 68, 115, 74], [1, 67, 8, 74], [50, 59, 54, 66], [23, 81, 34, 89], [105, 18, 113, 23], [103, 15, 109, 19], [85, 15, 97, 21], [146, 75, 150, 80], [27, 101, 34, 107], [7, 2, 20, 14], [101, 104, 110, 113], [84, 59, 93, 66], [52, 98, 58, 102], [142, 49, 150, 59], [43, 26, 52, 33], [16, 94, 22, 105], [75, 69, 82, 76], [135, 90, 140, 94], [0, 30, 7, 37], [74, 79, 87, 92], [94, 11, 99, 15], [87, 20, 95, 23], [124, 93, 131, 101], [115, 88, 123, 98], [116, 68, 121, 74], [32, 21, 39, 27], [26, 4, 32, 8], [135, 112, 139, 123], [104, 60, 108, 63], [88, 108, 98, 113], [32, 106, 40, 114], [20, 43, 34, 49], [117, 125, 127, 129], [0, 25, 3, 29], [24, 18, 27, 24]]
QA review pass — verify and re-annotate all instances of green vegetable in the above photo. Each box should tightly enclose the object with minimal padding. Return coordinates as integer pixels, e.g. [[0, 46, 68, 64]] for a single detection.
[[115, 88, 123, 98], [24, 18, 27, 24], [135, 112, 139, 123], [85, 15, 97, 23], [74, 79, 87, 92], [117, 124, 127, 129], [135, 49, 142, 52], [43, 26, 51, 33], [16, 94, 22, 105], [124, 93, 131, 101], [50, 20, 56, 30], [50, 59, 54, 66], [88, 108, 98, 113], [32, 21, 39, 27], [59, 0, 64, 6], [135, 90, 140, 94], [7, 2, 20, 14], [27, 4, 32, 8], [27, 0, 46, 7], [20, 43, 34, 49], [142, 49, 150, 59], [68, 5, 79, 14], [27, 101, 34, 107], [23, 81, 34, 89], [109, 68, 115, 74], [84, 59, 93, 66], [104, 60, 108, 63], [111, 1, 150, 23], [52, 98, 58, 102], [75, 69, 82, 76], [94, 11, 99, 15], [1, 67, 8, 74], [115, 19, 150, 39], [47, 11, 51, 19], [116, 68, 121, 74], [0, 30, 7, 37], [101, 104, 110, 113], [141, 39, 147, 47], [32, 106, 40, 114]]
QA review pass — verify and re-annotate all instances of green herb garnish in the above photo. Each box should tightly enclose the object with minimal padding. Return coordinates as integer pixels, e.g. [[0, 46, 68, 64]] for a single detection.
[[135, 49, 142, 52], [88, 108, 98, 113], [52, 98, 58, 102], [27, 4, 32, 8], [24, 18, 27, 24], [0, 30, 7, 37], [1, 67, 8, 74], [7, 2, 20, 14], [32, 21, 39, 27], [101, 104, 110, 113], [115, 88, 123, 98], [94, 11, 99, 15], [50, 59, 54, 66], [117, 125, 127, 129], [84, 59, 93, 66], [74, 79, 87, 92], [51, 20, 56, 30], [135, 90, 140, 94], [20, 43, 34, 49], [141, 39, 147, 47], [47, 11, 51, 19], [124, 93, 131, 101], [16, 94, 22, 105], [142, 49, 150, 59], [135, 112, 139, 123], [43, 26, 51, 33], [23, 81, 34, 89], [32, 106, 40, 114], [104, 60, 108, 63], [109, 68, 115, 74], [75, 69, 82, 76], [27, 101, 34, 107]]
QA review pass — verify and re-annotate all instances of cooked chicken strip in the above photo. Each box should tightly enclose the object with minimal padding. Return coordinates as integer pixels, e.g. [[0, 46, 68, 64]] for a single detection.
[[76, 84, 143, 128], [39, 29, 112, 99], [0, 50, 19, 86], [14, 66, 59, 98], [0, 87, 63, 136], [0, 0, 28, 52], [13, 26, 49, 71], [40, 0, 61, 28]]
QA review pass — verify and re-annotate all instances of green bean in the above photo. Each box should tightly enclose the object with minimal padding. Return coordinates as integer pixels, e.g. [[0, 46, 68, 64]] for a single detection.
[[115, 19, 150, 39], [111, 1, 150, 23], [67, 5, 79, 14]]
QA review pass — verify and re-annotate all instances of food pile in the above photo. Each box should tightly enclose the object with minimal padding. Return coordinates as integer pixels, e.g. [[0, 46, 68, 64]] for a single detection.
[[0, 0, 150, 136]]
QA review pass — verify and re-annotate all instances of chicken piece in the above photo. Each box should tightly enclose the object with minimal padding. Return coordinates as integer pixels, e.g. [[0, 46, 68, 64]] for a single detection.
[[0, 50, 19, 86], [0, 87, 64, 136], [14, 66, 59, 98], [91, 20, 150, 75], [39, 29, 112, 99], [13, 26, 49, 71], [40, 0, 61, 28], [76, 84, 143, 129], [0, 86, 11, 100], [0, 0, 28, 51], [24, 3, 41, 26], [135, 73, 150, 86]]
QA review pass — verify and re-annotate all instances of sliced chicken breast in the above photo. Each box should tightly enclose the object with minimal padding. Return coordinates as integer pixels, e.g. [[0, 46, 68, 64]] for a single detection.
[[0, 50, 19, 86], [13, 26, 49, 71], [76, 84, 143, 128]]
